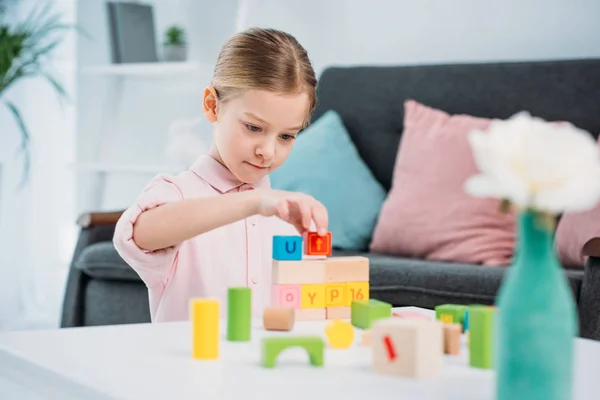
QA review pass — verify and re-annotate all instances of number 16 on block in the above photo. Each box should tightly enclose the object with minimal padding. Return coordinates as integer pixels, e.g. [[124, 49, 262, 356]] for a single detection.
[[347, 282, 369, 306]]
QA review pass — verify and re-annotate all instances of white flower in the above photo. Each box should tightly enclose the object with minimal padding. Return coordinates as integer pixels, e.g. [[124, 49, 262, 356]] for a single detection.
[[465, 111, 600, 214]]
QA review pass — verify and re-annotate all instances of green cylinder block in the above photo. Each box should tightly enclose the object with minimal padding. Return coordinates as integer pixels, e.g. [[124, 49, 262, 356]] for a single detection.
[[227, 287, 251, 341]]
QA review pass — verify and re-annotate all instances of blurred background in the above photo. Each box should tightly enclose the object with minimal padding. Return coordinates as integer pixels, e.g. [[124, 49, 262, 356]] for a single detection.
[[1, 0, 599, 331]]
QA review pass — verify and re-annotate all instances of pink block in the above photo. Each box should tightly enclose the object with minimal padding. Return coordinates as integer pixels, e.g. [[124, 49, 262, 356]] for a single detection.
[[271, 285, 301, 309], [393, 311, 430, 320]]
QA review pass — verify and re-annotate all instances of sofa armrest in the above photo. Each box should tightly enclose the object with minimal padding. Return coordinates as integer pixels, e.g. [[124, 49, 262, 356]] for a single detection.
[[582, 238, 600, 258], [577, 251, 600, 340], [60, 210, 125, 328], [77, 210, 124, 228]]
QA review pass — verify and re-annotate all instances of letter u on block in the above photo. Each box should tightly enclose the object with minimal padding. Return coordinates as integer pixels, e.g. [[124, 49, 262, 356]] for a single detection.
[[273, 236, 303, 261]]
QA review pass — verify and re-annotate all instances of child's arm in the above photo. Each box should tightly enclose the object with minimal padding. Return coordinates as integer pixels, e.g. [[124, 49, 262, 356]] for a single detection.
[[133, 190, 259, 251], [133, 188, 328, 252]]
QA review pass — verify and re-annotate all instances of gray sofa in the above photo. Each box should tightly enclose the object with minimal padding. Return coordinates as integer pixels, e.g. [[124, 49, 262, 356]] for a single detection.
[[61, 58, 600, 341]]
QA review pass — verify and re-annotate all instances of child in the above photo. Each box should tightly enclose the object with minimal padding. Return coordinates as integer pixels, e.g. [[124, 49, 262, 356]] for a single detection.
[[113, 27, 329, 323]]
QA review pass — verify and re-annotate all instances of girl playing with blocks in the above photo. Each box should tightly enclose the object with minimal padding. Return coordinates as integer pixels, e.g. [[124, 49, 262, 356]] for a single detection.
[[113, 28, 329, 323]]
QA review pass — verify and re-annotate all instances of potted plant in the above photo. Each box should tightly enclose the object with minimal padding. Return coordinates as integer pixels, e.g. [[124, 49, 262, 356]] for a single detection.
[[162, 24, 187, 62], [0, 0, 76, 186]]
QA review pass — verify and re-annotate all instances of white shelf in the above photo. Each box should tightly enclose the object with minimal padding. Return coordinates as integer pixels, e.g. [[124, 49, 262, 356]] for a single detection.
[[71, 162, 182, 174], [80, 61, 213, 77]]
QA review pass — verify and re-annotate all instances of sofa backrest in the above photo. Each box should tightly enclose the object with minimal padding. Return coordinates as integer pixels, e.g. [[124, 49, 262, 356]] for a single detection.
[[312, 58, 600, 191]]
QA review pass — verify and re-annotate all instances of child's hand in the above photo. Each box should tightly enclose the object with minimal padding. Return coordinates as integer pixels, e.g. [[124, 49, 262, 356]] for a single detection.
[[255, 189, 329, 235]]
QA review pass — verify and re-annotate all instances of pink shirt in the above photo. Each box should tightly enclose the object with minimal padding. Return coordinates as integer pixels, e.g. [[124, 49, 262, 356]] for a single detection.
[[113, 155, 297, 322]]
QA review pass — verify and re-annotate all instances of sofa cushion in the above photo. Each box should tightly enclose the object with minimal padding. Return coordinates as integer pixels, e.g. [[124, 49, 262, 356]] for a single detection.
[[332, 249, 583, 308], [554, 136, 600, 268], [270, 110, 387, 251], [369, 100, 516, 266], [75, 242, 142, 282]]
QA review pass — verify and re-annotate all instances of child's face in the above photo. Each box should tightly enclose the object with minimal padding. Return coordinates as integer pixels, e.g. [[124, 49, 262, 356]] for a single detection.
[[206, 89, 309, 184]]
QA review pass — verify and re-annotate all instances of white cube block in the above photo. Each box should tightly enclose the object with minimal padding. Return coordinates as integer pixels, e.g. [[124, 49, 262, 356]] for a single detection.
[[371, 317, 443, 378]]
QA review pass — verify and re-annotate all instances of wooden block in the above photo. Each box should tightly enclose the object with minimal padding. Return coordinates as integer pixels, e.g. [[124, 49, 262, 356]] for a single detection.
[[361, 331, 372, 346], [325, 320, 354, 349], [435, 304, 468, 330], [346, 282, 369, 306], [351, 299, 392, 329], [326, 306, 351, 319], [261, 336, 324, 368], [304, 231, 332, 256], [272, 236, 302, 260], [190, 298, 219, 360], [324, 256, 369, 283], [393, 311, 431, 320], [443, 323, 461, 355], [301, 284, 325, 308], [271, 285, 301, 309], [263, 306, 295, 331], [272, 260, 325, 284], [325, 283, 347, 307], [295, 308, 326, 321], [371, 318, 443, 378], [226, 287, 251, 342], [468, 305, 495, 369]]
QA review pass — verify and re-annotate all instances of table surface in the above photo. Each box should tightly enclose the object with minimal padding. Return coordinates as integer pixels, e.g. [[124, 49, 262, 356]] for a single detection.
[[0, 307, 598, 400]]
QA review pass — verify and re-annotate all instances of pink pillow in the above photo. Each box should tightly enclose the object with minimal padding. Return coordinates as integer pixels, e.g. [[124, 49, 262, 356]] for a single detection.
[[554, 136, 600, 269], [369, 100, 516, 266]]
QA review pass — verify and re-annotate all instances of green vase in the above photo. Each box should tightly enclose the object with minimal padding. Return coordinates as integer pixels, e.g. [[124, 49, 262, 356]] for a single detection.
[[495, 209, 578, 400]]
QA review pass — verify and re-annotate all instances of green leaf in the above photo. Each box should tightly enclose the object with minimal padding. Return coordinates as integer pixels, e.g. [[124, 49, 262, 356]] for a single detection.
[[4, 99, 31, 187], [41, 71, 68, 99]]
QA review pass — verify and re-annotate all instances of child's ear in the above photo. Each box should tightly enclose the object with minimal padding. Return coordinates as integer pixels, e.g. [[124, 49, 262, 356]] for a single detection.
[[203, 86, 219, 122]]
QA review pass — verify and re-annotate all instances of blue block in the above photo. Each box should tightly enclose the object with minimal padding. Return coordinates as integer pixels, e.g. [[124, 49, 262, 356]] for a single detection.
[[272, 236, 302, 260], [464, 309, 470, 331]]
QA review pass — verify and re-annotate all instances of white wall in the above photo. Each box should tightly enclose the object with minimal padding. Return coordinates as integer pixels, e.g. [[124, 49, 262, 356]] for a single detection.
[[238, 0, 600, 74]]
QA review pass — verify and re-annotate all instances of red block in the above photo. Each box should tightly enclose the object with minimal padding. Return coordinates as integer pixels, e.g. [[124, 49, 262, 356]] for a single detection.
[[304, 231, 332, 256]]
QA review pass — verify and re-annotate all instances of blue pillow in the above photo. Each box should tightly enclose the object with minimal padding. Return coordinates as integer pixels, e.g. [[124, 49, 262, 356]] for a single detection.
[[269, 110, 387, 251]]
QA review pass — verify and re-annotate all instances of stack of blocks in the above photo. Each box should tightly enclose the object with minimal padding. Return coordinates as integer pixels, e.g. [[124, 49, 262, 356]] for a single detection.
[[271, 232, 370, 320]]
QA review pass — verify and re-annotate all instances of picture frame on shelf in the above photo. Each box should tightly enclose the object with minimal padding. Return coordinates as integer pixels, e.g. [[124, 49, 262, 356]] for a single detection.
[[106, 1, 158, 64]]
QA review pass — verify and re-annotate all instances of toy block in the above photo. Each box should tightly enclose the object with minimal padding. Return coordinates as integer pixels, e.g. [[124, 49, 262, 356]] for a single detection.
[[443, 323, 462, 355], [372, 318, 443, 378], [304, 231, 332, 256], [361, 331, 372, 346], [271, 284, 301, 309], [463, 309, 470, 331], [326, 306, 350, 319], [351, 299, 392, 329], [227, 287, 251, 341], [325, 283, 347, 307], [325, 320, 354, 349], [435, 304, 468, 330], [263, 306, 295, 331], [301, 284, 325, 308], [469, 305, 496, 369], [346, 281, 369, 306], [272, 235, 302, 260], [324, 256, 369, 283], [261, 336, 324, 368], [272, 260, 325, 284], [393, 311, 431, 320], [295, 308, 326, 321], [190, 298, 219, 360]]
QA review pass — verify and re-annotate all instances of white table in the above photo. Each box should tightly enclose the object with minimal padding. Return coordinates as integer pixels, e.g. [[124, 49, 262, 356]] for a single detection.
[[0, 307, 597, 400]]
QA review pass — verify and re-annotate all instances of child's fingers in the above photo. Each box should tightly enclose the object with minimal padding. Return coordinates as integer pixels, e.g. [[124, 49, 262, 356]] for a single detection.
[[312, 202, 329, 236], [276, 199, 290, 221], [298, 199, 312, 230]]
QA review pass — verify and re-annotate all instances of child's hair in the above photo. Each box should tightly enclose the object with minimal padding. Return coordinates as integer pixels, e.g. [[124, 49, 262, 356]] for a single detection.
[[210, 27, 317, 127]]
